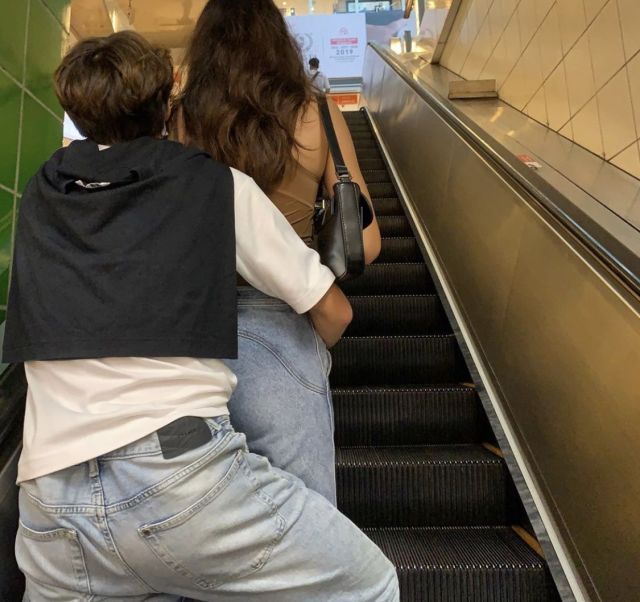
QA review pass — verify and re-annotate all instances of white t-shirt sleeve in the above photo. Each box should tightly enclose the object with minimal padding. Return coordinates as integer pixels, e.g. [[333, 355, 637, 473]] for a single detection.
[[231, 168, 335, 314]]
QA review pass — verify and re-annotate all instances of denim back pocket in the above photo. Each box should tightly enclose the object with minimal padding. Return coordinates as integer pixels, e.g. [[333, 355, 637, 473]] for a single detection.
[[138, 451, 286, 591], [16, 522, 91, 596]]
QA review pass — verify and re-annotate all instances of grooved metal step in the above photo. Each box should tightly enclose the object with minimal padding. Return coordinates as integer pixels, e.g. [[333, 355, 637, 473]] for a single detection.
[[330, 335, 466, 386], [342, 111, 368, 124], [333, 386, 479, 446], [378, 215, 413, 237], [340, 263, 433, 296], [359, 156, 386, 170], [372, 196, 403, 216], [366, 527, 553, 602], [369, 181, 398, 198], [337, 446, 512, 527], [356, 148, 385, 161], [346, 295, 448, 336], [377, 238, 422, 263], [346, 128, 371, 136], [354, 139, 380, 151], [362, 169, 391, 183]]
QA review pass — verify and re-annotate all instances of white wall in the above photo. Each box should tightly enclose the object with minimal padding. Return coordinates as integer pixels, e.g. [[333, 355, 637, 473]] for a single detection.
[[440, 0, 640, 179]]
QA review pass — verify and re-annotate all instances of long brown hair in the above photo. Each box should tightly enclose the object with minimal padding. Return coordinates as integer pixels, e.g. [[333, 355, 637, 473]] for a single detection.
[[176, 0, 313, 193]]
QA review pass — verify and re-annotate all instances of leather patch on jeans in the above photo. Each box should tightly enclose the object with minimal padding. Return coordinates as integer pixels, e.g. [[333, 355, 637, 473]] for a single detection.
[[157, 417, 212, 459]]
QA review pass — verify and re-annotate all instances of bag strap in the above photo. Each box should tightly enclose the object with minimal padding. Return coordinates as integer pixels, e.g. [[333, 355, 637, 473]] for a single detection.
[[319, 98, 351, 182]]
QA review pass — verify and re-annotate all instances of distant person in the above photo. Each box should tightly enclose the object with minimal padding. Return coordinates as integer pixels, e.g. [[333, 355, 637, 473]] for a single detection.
[[308, 57, 330, 93], [7, 30, 398, 601], [173, 0, 382, 505]]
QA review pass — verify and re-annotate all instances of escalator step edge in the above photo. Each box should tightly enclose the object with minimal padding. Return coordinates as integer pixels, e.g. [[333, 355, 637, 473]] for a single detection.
[[333, 385, 479, 446], [366, 527, 553, 602]]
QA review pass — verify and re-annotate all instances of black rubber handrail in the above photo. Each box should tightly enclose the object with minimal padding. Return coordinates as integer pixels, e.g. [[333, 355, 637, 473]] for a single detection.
[[369, 43, 640, 295], [0, 363, 26, 450]]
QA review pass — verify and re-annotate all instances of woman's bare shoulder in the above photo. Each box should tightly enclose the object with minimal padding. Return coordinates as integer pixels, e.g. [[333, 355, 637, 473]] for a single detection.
[[294, 99, 327, 155], [298, 98, 321, 129]]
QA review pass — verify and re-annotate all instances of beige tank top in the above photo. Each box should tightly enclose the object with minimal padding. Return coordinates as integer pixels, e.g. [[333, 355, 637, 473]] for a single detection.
[[172, 101, 329, 244], [270, 101, 329, 245]]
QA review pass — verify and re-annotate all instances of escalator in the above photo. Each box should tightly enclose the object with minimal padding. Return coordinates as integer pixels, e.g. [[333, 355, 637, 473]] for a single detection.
[[0, 363, 27, 600], [332, 110, 560, 602]]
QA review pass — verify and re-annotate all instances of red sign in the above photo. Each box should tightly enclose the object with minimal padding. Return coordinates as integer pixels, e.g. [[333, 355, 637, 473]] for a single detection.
[[329, 93, 360, 107], [517, 154, 542, 170]]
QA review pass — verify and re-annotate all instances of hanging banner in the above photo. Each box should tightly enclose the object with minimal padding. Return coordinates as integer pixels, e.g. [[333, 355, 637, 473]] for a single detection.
[[286, 14, 367, 79]]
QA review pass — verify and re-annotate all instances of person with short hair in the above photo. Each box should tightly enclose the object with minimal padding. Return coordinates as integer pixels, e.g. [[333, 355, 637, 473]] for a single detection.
[[308, 57, 331, 93], [5, 30, 399, 601]]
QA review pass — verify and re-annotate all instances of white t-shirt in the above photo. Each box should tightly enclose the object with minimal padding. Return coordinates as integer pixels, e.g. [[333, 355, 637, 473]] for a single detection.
[[18, 168, 335, 483], [310, 69, 331, 93]]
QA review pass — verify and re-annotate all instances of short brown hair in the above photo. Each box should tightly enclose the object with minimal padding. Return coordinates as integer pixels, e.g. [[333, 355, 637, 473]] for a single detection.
[[55, 31, 173, 144]]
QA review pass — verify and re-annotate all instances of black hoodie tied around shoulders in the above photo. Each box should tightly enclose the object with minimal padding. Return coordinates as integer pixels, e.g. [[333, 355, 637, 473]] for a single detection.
[[2, 137, 237, 363]]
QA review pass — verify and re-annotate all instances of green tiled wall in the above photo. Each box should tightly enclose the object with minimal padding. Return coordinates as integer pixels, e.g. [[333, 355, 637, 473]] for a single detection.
[[0, 0, 69, 321]]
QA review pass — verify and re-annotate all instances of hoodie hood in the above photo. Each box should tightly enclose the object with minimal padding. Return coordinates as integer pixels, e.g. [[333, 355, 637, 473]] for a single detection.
[[53, 137, 176, 192], [4, 135, 238, 363]]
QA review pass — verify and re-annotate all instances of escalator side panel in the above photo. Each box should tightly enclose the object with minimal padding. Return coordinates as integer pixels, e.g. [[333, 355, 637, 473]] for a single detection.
[[337, 110, 557, 601], [362, 47, 640, 601]]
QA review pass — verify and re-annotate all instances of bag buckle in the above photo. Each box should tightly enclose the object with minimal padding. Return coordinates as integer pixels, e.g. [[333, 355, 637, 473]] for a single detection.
[[314, 197, 332, 231]]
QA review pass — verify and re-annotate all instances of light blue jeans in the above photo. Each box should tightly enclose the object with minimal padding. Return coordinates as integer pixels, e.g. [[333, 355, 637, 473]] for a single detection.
[[224, 287, 337, 504], [17, 416, 399, 601]]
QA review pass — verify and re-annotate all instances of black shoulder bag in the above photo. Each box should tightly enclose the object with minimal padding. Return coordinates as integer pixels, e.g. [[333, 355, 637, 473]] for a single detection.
[[314, 101, 373, 282]]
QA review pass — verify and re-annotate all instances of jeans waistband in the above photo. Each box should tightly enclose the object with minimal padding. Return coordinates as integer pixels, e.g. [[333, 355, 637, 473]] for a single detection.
[[101, 416, 231, 460], [237, 286, 290, 307]]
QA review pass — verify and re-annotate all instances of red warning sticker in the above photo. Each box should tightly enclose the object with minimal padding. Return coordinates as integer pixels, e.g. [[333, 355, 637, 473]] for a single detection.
[[517, 154, 542, 170]]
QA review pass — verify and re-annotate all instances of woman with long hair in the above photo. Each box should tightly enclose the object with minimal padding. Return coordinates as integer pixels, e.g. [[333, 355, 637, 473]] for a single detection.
[[173, 0, 382, 504]]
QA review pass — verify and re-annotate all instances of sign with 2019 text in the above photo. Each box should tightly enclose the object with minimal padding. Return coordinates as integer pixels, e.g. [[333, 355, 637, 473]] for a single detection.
[[286, 14, 367, 80]]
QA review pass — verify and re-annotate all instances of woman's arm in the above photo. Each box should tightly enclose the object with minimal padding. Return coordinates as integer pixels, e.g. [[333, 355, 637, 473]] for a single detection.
[[323, 98, 382, 265], [232, 169, 352, 347]]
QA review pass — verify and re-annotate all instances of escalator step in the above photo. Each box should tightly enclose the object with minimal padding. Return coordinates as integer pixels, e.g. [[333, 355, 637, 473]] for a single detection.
[[362, 169, 391, 184], [369, 182, 397, 198], [337, 445, 511, 527], [356, 148, 385, 161], [373, 197, 404, 216], [378, 215, 413, 237], [359, 156, 386, 170], [349, 127, 373, 137], [330, 335, 466, 386], [354, 139, 380, 151], [346, 295, 448, 336], [333, 385, 479, 446], [349, 124, 373, 132], [377, 238, 422, 263], [351, 136, 376, 146], [340, 264, 432, 296], [344, 110, 367, 121], [352, 135, 375, 145], [366, 527, 551, 602]]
